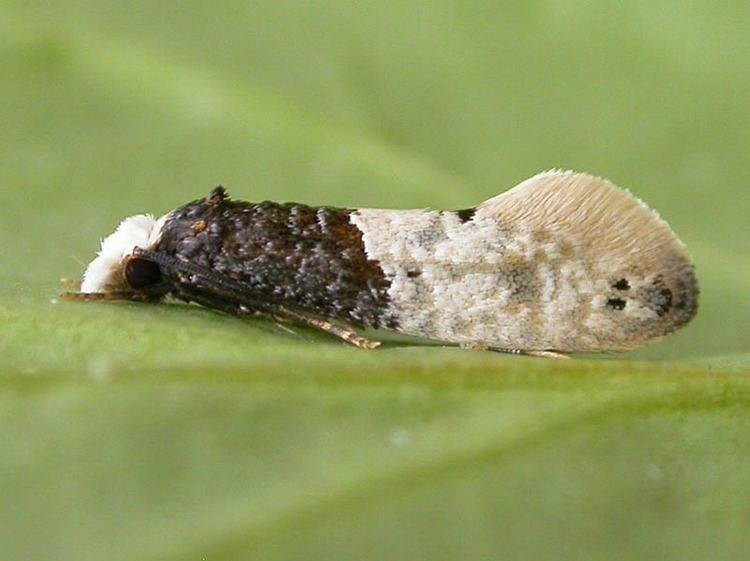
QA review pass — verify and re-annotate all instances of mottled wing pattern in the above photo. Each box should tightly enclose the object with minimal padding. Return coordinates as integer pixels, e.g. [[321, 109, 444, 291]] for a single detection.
[[352, 171, 697, 352]]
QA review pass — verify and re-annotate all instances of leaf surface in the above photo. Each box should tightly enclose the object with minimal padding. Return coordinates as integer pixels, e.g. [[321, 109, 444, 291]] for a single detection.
[[1, 2, 749, 560]]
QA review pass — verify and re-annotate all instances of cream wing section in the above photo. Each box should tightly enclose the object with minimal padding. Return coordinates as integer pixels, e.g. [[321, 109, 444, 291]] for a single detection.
[[351, 171, 697, 352]]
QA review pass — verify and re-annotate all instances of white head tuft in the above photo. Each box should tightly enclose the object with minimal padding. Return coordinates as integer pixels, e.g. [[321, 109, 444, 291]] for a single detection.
[[80, 213, 169, 293]]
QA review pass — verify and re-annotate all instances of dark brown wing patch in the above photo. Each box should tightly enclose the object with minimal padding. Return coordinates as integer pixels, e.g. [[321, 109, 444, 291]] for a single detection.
[[154, 189, 393, 328]]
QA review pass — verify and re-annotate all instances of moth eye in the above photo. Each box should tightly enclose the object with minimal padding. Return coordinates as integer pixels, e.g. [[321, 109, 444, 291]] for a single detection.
[[125, 257, 162, 289]]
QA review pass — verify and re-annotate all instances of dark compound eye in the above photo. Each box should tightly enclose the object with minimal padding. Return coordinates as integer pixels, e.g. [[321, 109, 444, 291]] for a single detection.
[[125, 257, 162, 289]]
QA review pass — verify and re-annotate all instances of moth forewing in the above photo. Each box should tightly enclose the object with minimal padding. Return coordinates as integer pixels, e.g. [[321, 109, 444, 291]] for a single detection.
[[68, 172, 698, 355]]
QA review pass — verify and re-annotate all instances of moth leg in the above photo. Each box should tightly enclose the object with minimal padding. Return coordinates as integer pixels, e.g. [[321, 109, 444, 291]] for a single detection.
[[274, 310, 381, 350], [171, 282, 379, 349], [460, 342, 490, 351], [488, 346, 525, 355], [172, 286, 256, 317], [244, 303, 381, 349], [462, 343, 569, 359], [460, 342, 524, 354], [59, 291, 155, 303], [522, 350, 570, 360]]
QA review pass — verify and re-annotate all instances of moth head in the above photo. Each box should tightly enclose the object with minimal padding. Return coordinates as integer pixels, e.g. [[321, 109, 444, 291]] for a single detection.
[[81, 213, 169, 293]]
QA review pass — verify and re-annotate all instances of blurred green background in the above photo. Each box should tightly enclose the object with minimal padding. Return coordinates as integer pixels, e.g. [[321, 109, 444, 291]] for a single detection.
[[1, 1, 749, 560]]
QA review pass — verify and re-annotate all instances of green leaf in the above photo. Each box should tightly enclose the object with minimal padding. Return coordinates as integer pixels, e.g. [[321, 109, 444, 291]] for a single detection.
[[1, 2, 748, 560]]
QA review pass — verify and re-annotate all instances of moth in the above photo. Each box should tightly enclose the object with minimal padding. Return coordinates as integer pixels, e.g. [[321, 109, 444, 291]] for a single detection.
[[64, 170, 698, 357]]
